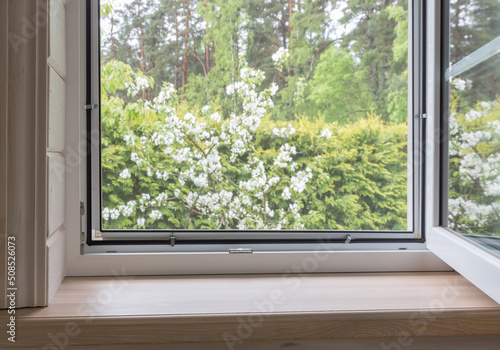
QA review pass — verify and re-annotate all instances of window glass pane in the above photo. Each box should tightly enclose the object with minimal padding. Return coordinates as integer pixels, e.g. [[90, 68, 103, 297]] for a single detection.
[[99, 0, 409, 231], [447, 0, 500, 242]]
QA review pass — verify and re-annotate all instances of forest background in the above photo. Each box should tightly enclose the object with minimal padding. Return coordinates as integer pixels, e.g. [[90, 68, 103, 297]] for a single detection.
[[98, 0, 500, 236]]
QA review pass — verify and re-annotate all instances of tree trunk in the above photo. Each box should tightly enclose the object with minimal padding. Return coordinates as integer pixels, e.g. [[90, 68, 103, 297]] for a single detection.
[[137, 0, 147, 99], [182, 1, 191, 98], [288, 0, 294, 76], [174, 8, 179, 90], [204, 0, 210, 74]]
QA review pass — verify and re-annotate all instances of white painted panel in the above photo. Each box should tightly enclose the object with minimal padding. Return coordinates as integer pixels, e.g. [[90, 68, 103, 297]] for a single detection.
[[49, 0, 66, 78], [428, 227, 500, 304], [47, 227, 66, 302], [48, 67, 65, 152], [48, 152, 66, 237]]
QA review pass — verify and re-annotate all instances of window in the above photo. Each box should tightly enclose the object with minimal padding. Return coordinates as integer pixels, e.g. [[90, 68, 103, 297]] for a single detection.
[[64, 0, 499, 293], [427, 0, 500, 304], [86, 0, 426, 250], [446, 0, 500, 251]]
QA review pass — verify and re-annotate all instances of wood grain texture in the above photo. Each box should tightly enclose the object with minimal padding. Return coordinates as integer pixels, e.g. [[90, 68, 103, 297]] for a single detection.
[[0, 0, 8, 310], [45, 0, 66, 305], [1, 272, 499, 348], [47, 227, 65, 302], [47, 152, 65, 237], [48, 66, 65, 152], [4, 335, 500, 350], [2, 0, 48, 308], [48, 0, 66, 79]]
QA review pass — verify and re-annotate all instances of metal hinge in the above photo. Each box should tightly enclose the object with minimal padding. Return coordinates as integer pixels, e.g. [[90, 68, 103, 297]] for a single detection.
[[80, 202, 85, 255], [415, 113, 427, 120], [170, 233, 176, 247], [84, 104, 99, 110]]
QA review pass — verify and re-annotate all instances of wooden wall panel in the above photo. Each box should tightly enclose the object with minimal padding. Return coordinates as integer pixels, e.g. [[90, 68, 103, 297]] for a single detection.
[[46, 0, 67, 303], [47, 227, 65, 302], [48, 152, 65, 237], [0, 0, 49, 309], [48, 67, 65, 152], [0, 0, 8, 310], [48, 0, 66, 78], [5, 0, 48, 308], [0, 0, 66, 309]]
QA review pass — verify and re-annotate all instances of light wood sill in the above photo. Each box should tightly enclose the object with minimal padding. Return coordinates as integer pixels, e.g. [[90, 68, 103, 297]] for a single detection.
[[2, 272, 500, 349]]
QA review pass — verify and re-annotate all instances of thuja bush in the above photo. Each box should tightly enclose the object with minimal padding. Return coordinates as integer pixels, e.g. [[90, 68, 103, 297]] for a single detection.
[[100, 59, 408, 231]]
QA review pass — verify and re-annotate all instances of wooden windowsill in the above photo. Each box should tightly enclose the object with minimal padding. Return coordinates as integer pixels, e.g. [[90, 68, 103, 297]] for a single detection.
[[2, 272, 500, 349]]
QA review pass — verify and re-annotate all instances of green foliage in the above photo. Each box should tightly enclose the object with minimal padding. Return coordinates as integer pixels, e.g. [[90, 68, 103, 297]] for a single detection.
[[307, 46, 373, 123], [100, 60, 407, 230]]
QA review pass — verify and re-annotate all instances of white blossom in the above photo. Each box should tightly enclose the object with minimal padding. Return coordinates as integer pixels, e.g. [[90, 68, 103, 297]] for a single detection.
[[273, 124, 296, 138], [131, 152, 143, 165], [102, 207, 110, 221], [282, 187, 291, 200], [272, 47, 289, 69], [149, 210, 162, 221], [119, 168, 131, 179], [201, 105, 210, 114], [124, 134, 135, 146], [320, 128, 332, 139], [290, 168, 313, 193]]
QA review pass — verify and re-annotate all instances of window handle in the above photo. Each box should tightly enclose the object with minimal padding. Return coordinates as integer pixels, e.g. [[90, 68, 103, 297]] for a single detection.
[[345, 234, 352, 244]]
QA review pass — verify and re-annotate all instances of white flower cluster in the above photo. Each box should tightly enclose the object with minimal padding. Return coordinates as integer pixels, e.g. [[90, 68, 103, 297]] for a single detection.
[[102, 207, 120, 221], [449, 197, 500, 229], [119, 168, 131, 179], [320, 128, 332, 139], [118, 201, 136, 217], [272, 47, 289, 70], [449, 98, 500, 233], [124, 134, 135, 146], [273, 124, 296, 138], [125, 76, 150, 96], [275, 143, 297, 168], [451, 78, 472, 91], [153, 83, 176, 113], [149, 210, 162, 220], [131, 152, 143, 165], [105, 59, 313, 230], [290, 168, 313, 193]]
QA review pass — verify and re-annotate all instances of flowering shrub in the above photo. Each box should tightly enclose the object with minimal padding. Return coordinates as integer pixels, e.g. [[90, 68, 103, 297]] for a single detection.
[[272, 47, 289, 71], [448, 78, 500, 235], [100, 59, 408, 231]]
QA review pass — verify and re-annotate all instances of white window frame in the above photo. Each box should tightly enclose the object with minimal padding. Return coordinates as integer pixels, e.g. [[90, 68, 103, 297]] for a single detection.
[[425, 1, 500, 304], [63, 0, 500, 302], [86, 0, 422, 247]]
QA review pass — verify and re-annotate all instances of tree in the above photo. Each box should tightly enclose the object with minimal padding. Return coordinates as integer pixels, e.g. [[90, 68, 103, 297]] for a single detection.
[[334, 0, 408, 120], [308, 45, 373, 123]]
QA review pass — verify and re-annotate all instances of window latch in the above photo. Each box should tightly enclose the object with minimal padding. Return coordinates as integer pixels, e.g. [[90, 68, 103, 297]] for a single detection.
[[345, 234, 352, 244], [415, 113, 427, 120], [170, 233, 176, 247], [229, 248, 253, 254], [84, 104, 99, 110]]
